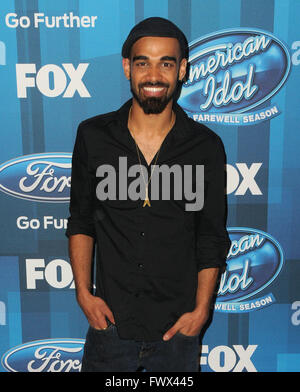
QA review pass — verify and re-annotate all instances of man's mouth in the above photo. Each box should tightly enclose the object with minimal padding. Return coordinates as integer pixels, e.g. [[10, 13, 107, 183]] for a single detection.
[[143, 86, 164, 92], [141, 85, 168, 97]]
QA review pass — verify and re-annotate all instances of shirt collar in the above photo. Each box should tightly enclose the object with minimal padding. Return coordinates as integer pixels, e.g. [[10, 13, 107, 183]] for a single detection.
[[116, 98, 191, 141]]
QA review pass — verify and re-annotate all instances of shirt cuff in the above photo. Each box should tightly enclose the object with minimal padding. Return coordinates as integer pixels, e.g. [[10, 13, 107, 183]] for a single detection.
[[65, 218, 96, 239], [196, 260, 227, 273]]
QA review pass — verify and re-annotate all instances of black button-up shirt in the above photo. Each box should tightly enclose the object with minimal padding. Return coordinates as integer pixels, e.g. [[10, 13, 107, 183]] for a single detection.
[[66, 99, 230, 342]]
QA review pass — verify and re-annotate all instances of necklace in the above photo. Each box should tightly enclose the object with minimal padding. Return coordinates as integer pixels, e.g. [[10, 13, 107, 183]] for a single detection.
[[128, 107, 175, 207]]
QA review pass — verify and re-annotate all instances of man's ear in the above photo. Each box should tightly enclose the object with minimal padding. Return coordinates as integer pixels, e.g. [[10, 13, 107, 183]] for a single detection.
[[178, 58, 187, 82], [122, 58, 131, 80]]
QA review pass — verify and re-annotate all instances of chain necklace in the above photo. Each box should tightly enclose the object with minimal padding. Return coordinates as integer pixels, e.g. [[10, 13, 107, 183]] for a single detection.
[[128, 107, 175, 207]]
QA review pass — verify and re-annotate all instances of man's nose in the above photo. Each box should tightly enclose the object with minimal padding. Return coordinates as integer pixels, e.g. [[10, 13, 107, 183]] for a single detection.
[[146, 65, 161, 82]]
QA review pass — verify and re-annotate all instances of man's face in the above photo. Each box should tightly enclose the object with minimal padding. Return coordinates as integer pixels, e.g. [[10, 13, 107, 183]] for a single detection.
[[123, 36, 187, 114]]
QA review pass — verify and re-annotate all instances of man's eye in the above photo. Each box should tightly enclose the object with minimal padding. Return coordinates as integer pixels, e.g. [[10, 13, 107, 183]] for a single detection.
[[162, 62, 173, 68], [136, 62, 147, 67]]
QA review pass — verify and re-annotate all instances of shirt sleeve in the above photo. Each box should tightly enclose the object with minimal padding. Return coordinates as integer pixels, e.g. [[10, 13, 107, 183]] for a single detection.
[[195, 135, 231, 271], [65, 123, 96, 239]]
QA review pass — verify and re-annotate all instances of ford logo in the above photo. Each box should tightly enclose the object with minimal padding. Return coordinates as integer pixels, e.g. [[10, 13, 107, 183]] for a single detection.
[[215, 228, 284, 313], [0, 153, 72, 202], [1, 339, 85, 372], [179, 28, 291, 126]]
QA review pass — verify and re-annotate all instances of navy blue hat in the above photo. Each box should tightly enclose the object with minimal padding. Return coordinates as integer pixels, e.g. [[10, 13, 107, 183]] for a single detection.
[[122, 17, 189, 59]]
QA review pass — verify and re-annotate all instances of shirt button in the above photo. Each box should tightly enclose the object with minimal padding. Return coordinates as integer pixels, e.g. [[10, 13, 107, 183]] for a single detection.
[[138, 263, 144, 268], [140, 231, 145, 237]]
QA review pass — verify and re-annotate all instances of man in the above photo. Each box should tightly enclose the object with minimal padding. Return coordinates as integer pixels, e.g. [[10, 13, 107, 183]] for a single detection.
[[66, 17, 230, 372]]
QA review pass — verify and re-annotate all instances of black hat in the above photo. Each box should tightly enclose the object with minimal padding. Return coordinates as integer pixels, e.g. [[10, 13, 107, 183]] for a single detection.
[[122, 17, 189, 59]]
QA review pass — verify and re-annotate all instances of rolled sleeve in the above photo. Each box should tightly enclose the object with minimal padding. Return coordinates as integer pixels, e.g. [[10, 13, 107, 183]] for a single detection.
[[65, 123, 96, 239], [195, 135, 231, 271]]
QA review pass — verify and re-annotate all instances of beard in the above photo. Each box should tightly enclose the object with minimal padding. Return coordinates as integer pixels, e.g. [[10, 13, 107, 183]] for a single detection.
[[130, 80, 178, 114]]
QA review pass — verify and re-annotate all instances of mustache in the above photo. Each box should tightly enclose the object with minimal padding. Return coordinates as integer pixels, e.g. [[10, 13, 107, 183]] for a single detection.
[[138, 81, 169, 88]]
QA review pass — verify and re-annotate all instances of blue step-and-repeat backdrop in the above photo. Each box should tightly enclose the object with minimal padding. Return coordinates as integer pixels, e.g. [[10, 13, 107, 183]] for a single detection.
[[0, 0, 299, 372]]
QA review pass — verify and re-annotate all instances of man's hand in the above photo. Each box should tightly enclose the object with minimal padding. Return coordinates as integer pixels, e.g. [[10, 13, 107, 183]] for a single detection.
[[68, 234, 115, 330], [163, 307, 209, 341], [163, 267, 220, 341], [77, 291, 115, 330]]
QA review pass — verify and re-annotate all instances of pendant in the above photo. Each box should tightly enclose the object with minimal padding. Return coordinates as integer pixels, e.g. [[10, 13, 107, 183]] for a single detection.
[[143, 197, 151, 207], [143, 187, 151, 207]]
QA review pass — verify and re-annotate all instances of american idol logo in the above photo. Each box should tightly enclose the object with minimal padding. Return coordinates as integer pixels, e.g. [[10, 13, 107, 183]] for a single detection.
[[179, 28, 291, 126], [1, 339, 84, 372], [0, 153, 72, 202], [215, 228, 284, 313]]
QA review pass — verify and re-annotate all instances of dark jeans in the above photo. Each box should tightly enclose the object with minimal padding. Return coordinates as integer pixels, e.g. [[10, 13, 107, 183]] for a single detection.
[[81, 323, 200, 372]]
